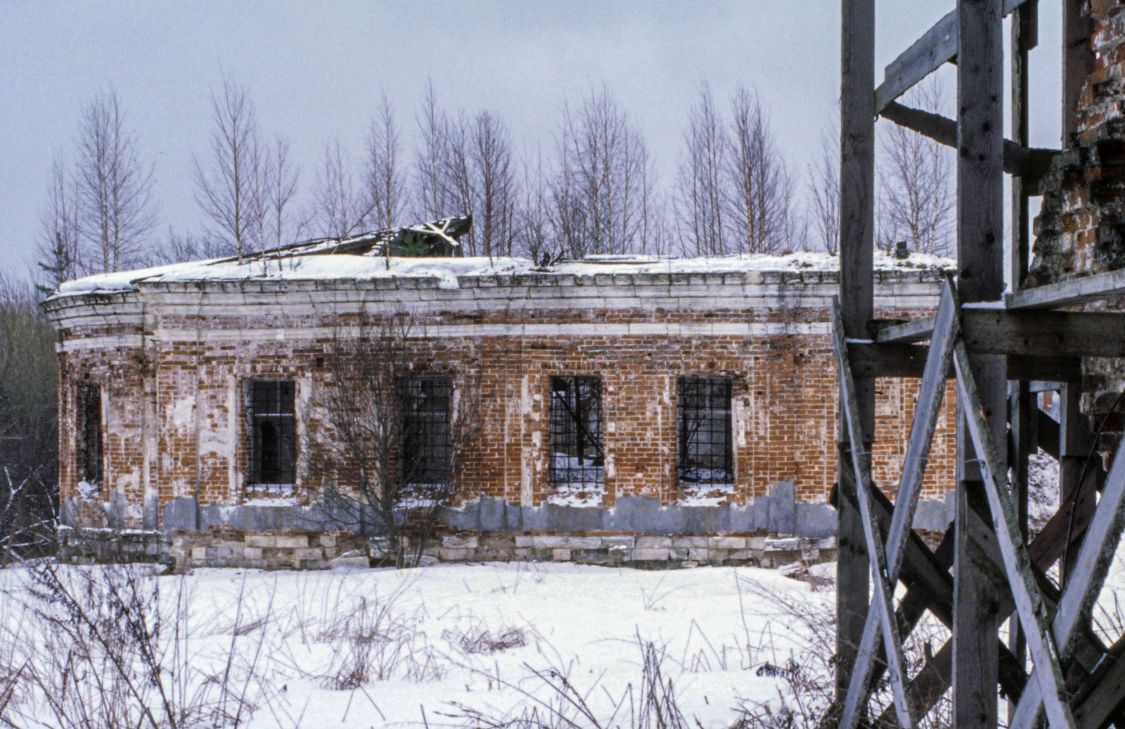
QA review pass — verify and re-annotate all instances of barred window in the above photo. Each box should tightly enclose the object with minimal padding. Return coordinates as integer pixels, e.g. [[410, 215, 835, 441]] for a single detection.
[[400, 376, 452, 486], [678, 376, 733, 486], [549, 376, 604, 487], [248, 380, 296, 488], [79, 384, 103, 486]]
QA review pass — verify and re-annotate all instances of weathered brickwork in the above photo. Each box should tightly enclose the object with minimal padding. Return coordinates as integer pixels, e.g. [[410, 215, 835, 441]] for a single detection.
[[46, 266, 957, 567], [1030, 2, 1125, 425]]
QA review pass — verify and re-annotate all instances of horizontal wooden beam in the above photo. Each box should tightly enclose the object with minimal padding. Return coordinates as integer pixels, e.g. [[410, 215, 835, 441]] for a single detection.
[[880, 102, 1058, 184], [874, 315, 935, 344], [873, 0, 1032, 114], [873, 309, 1125, 357], [961, 308, 1125, 357], [1005, 268, 1125, 309], [848, 343, 1081, 381]]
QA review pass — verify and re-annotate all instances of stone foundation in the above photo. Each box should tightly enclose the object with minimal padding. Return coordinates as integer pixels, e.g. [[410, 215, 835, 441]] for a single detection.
[[57, 525, 168, 565]]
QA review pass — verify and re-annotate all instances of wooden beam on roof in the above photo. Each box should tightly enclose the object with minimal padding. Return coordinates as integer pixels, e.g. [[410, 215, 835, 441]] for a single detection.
[[1005, 268, 1125, 309], [880, 102, 1058, 185]]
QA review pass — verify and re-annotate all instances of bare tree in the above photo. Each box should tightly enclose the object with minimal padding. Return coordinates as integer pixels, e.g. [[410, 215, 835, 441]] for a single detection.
[[726, 87, 795, 254], [675, 85, 729, 255], [36, 161, 83, 292], [877, 77, 954, 255], [808, 122, 841, 254], [311, 138, 370, 238], [515, 146, 561, 265], [440, 111, 518, 257], [310, 315, 480, 567], [363, 96, 407, 231], [551, 87, 659, 258], [194, 80, 267, 258], [75, 91, 157, 273], [263, 136, 302, 246], [413, 82, 453, 222]]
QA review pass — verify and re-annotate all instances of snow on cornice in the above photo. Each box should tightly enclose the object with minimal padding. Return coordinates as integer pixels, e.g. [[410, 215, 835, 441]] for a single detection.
[[51, 250, 954, 298]]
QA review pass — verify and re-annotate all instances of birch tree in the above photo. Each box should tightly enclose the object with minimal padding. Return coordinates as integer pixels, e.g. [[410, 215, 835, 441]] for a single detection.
[[194, 80, 267, 257], [675, 85, 728, 255], [552, 87, 658, 258], [877, 77, 953, 255], [75, 91, 157, 272], [363, 96, 407, 231], [726, 87, 794, 254]]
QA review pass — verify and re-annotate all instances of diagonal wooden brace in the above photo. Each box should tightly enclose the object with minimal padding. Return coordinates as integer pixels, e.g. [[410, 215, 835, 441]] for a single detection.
[[836, 282, 959, 729], [832, 297, 917, 728], [954, 341, 1077, 729]]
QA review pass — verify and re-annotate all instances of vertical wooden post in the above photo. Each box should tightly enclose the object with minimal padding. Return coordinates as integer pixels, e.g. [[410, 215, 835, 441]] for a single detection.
[[1007, 1, 1036, 700], [1059, 382, 1096, 581], [954, 0, 1005, 726], [837, 0, 875, 703], [1062, 0, 1094, 146]]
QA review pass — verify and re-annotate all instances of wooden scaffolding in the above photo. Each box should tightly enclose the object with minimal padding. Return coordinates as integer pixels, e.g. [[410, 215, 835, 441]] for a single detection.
[[835, 1, 1125, 726]]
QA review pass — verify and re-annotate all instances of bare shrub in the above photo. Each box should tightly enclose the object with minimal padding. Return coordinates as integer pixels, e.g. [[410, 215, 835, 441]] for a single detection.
[[2, 561, 270, 728], [444, 632, 693, 728], [297, 583, 445, 690], [732, 573, 952, 729], [451, 623, 527, 656]]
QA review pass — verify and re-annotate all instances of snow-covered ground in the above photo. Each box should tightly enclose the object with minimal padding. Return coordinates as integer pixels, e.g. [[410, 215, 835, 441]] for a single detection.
[[0, 547, 1121, 728]]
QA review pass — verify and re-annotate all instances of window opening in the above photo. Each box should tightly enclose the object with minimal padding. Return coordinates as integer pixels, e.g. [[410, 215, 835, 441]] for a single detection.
[[400, 376, 452, 490], [549, 376, 604, 487], [79, 384, 103, 488], [249, 379, 296, 489], [678, 376, 733, 486]]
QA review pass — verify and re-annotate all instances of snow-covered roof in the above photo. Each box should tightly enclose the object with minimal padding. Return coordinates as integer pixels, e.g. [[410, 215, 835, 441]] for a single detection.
[[51, 219, 953, 298], [54, 249, 954, 297]]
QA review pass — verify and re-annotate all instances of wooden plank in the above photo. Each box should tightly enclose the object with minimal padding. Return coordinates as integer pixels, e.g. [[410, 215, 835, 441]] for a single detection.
[[1009, 400, 1125, 728], [1009, 0, 1035, 291], [874, 315, 934, 344], [1062, 0, 1095, 145], [837, 0, 876, 705], [1037, 408, 1060, 458], [847, 343, 1082, 382], [1060, 384, 1096, 580], [879, 102, 1057, 184], [954, 342, 1078, 729], [873, 0, 1032, 116], [959, 309, 1125, 358], [874, 10, 957, 113], [1005, 268, 1125, 309], [832, 299, 916, 728], [837, 283, 958, 729], [1073, 652, 1125, 729], [878, 309, 1125, 357], [954, 0, 1006, 724]]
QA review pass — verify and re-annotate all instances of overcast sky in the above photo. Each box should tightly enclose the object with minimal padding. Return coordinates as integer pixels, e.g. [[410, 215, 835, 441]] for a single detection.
[[0, 2, 1065, 280]]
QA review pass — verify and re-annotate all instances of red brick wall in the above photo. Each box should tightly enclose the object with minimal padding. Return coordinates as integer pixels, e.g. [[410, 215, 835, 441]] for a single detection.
[[49, 277, 957, 528]]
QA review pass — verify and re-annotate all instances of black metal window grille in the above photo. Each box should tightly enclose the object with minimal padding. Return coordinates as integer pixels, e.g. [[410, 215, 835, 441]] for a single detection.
[[549, 376, 604, 487], [678, 376, 733, 486], [248, 380, 296, 487], [79, 385, 103, 486], [399, 376, 452, 486]]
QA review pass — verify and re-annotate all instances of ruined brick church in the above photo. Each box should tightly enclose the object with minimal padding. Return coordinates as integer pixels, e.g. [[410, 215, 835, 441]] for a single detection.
[[46, 219, 956, 569]]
